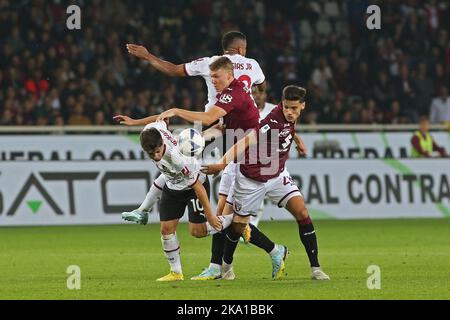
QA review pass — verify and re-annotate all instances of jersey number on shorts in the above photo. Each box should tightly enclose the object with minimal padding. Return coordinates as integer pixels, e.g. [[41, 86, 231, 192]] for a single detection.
[[190, 198, 204, 213], [283, 176, 295, 186]]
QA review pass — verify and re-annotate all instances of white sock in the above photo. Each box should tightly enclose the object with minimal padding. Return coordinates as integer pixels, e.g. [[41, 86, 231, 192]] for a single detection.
[[206, 215, 233, 235], [269, 244, 279, 257], [138, 183, 163, 211], [222, 262, 233, 273], [161, 233, 182, 274], [209, 263, 221, 271]]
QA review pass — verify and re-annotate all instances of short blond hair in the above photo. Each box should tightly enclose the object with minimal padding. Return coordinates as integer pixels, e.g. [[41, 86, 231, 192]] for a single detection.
[[209, 56, 234, 72]]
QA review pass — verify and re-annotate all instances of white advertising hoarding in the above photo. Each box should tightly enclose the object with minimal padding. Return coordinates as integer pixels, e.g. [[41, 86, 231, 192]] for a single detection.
[[0, 132, 449, 161], [0, 159, 448, 226]]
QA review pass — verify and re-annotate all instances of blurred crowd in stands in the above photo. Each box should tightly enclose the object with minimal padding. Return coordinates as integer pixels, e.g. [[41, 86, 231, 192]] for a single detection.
[[1, 0, 450, 126]]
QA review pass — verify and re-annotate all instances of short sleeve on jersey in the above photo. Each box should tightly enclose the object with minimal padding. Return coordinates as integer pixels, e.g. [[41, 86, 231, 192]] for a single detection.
[[144, 120, 168, 131], [215, 92, 236, 113], [184, 57, 212, 77], [251, 59, 266, 85]]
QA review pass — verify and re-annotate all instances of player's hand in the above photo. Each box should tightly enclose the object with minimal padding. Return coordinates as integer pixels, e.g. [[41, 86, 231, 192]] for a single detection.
[[113, 115, 139, 126], [296, 140, 307, 157], [156, 109, 176, 122], [207, 214, 222, 231], [126, 44, 151, 60], [201, 163, 226, 176]]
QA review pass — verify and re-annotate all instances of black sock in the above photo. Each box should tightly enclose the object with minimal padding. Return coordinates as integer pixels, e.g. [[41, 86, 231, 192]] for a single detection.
[[298, 217, 320, 267], [248, 224, 275, 253], [210, 233, 225, 265], [222, 227, 241, 265]]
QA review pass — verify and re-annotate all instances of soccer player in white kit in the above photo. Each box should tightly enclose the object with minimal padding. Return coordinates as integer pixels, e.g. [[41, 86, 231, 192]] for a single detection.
[[136, 119, 233, 281]]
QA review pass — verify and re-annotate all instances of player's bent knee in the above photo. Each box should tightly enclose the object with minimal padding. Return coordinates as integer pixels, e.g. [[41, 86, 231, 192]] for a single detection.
[[230, 222, 246, 235], [160, 223, 176, 235]]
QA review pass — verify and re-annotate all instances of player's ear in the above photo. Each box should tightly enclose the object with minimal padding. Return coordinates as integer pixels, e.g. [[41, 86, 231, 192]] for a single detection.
[[301, 102, 306, 110]]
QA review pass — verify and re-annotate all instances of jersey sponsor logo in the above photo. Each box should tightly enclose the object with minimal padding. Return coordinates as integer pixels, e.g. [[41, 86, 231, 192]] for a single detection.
[[161, 130, 177, 146], [237, 75, 251, 90], [219, 94, 233, 104], [270, 119, 278, 124], [279, 129, 291, 138], [260, 124, 270, 134]]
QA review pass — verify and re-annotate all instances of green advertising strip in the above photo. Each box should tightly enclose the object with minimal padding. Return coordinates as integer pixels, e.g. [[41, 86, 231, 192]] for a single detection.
[[381, 133, 449, 217], [308, 208, 336, 220], [126, 134, 140, 145], [382, 159, 450, 218]]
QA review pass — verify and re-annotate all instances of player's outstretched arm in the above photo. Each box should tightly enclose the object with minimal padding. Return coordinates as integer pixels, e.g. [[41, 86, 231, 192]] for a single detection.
[[201, 130, 257, 176], [126, 44, 186, 77], [293, 132, 307, 157], [157, 106, 226, 126], [192, 180, 221, 231], [113, 114, 160, 126]]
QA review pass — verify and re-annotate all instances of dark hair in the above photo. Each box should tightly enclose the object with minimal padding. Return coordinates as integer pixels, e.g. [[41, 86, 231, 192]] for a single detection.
[[140, 128, 163, 153], [209, 56, 234, 72], [282, 85, 306, 102], [222, 31, 246, 51]]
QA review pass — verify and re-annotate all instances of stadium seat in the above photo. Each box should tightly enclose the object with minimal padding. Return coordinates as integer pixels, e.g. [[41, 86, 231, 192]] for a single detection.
[[323, 1, 340, 18], [316, 19, 332, 36]]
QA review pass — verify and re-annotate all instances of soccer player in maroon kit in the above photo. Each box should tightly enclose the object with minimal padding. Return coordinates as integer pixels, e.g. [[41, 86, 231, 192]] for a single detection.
[[203, 85, 330, 280], [156, 56, 291, 280]]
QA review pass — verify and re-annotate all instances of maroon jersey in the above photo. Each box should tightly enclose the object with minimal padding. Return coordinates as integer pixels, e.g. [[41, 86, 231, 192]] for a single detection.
[[240, 104, 296, 182], [214, 79, 259, 131]]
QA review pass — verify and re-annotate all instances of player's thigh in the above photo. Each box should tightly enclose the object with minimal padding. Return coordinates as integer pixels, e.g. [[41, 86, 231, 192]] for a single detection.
[[218, 163, 237, 196], [233, 170, 265, 217], [158, 187, 187, 223], [266, 169, 302, 209]]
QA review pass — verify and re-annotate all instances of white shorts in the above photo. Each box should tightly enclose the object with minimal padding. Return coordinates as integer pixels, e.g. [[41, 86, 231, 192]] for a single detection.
[[227, 166, 302, 217], [218, 163, 238, 197]]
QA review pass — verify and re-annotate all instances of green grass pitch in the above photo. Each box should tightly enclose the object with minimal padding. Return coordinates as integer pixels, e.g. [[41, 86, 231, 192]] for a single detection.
[[0, 219, 449, 300]]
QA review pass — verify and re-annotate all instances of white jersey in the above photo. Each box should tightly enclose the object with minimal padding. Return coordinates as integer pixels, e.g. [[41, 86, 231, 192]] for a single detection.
[[184, 54, 265, 111], [258, 102, 277, 121], [143, 121, 205, 191]]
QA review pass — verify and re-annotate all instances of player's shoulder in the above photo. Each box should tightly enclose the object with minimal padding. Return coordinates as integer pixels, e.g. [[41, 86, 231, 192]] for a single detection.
[[143, 120, 168, 131]]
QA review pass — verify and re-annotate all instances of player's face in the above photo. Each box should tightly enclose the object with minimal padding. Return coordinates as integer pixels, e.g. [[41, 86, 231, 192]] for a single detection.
[[251, 87, 266, 108], [146, 145, 164, 161], [211, 68, 233, 92], [282, 100, 305, 123], [420, 119, 429, 132]]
